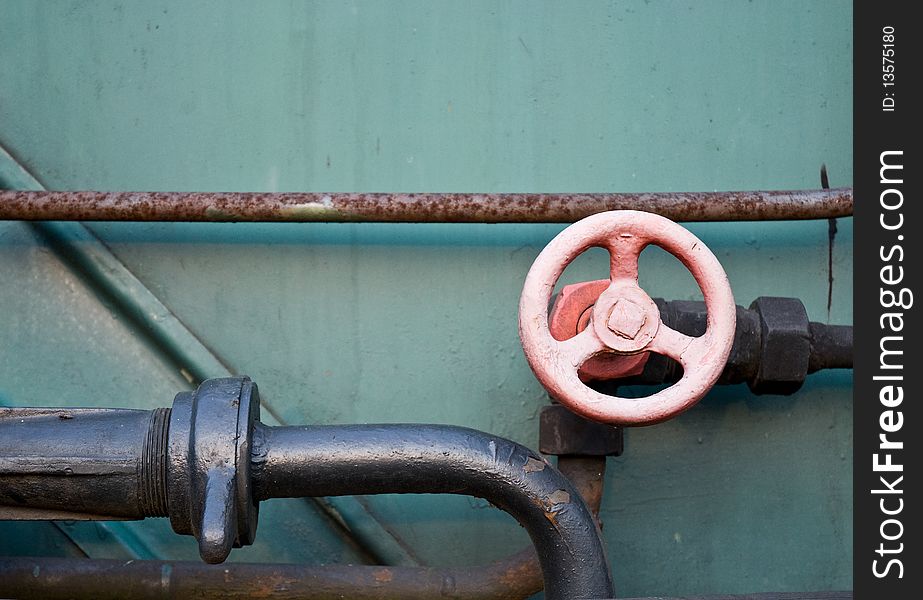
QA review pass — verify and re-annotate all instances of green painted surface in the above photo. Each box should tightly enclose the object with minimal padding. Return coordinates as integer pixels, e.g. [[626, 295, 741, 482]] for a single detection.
[[0, 1, 852, 597]]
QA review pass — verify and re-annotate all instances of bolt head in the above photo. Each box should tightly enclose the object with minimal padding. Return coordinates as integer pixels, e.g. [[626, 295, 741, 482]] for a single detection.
[[607, 299, 646, 339]]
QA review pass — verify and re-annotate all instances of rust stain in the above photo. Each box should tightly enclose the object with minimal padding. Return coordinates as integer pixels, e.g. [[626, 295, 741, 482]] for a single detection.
[[541, 490, 572, 526], [249, 574, 298, 598], [497, 555, 542, 588], [496, 553, 542, 597], [372, 568, 394, 584]]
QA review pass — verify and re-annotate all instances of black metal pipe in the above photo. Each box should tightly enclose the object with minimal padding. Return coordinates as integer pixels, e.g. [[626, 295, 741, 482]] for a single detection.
[[0, 407, 169, 520], [251, 423, 613, 600], [0, 456, 607, 600], [595, 298, 852, 395], [0, 380, 614, 599], [808, 323, 853, 372]]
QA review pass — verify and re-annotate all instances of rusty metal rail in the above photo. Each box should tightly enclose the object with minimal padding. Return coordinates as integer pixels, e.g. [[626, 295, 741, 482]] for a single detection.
[[0, 188, 852, 223], [0, 558, 533, 600], [0, 558, 850, 600]]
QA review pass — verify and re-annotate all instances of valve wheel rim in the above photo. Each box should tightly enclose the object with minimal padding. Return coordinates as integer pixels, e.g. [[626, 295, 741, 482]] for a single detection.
[[518, 210, 736, 426]]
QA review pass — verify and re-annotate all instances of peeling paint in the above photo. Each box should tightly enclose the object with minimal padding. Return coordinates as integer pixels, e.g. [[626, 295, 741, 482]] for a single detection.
[[548, 490, 570, 505], [523, 456, 545, 473]]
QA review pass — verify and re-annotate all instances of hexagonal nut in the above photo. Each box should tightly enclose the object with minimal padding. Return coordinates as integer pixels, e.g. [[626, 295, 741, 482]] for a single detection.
[[748, 297, 810, 395]]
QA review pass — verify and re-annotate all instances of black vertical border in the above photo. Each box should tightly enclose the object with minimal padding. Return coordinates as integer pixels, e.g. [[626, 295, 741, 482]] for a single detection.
[[854, 1, 918, 598]]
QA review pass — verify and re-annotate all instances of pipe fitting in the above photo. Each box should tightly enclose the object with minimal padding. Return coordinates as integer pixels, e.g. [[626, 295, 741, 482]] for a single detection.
[[0, 377, 614, 599], [549, 285, 853, 394], [165, 377, 261, 563], [0, 378, 260, 564]]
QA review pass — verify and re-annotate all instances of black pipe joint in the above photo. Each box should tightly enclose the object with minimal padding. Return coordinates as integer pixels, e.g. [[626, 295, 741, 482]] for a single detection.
[[539, 404, 623, 457], [747, 297, 812, 395], [166, 377, 261, 563], [0, 377, 261, 564], [1, 378, 614, 598], [607, 297, 853, 395]]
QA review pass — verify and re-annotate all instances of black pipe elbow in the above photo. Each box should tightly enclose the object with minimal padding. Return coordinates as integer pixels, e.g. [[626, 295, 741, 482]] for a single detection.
[[0, 378, 615, 600], [251, 423, 614, 600]]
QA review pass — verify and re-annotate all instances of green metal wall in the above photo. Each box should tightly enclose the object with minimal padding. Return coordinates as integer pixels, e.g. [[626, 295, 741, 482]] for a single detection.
[[1, 1, 852, 597]]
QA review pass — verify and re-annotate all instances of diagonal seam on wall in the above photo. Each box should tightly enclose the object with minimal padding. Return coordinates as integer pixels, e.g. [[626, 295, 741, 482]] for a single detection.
[[0, 141, 420, 567]]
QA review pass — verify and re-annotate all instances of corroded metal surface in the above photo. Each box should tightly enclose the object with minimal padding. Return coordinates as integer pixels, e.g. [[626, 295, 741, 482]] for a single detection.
[[0, 188, 852, 223], [0, 557, 541, 600], [519, 210, 736, 426], [0, 557, 851, 600]]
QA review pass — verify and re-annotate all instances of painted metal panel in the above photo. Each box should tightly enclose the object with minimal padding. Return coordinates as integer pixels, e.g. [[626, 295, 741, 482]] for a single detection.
[[1, 1, 852, 596]]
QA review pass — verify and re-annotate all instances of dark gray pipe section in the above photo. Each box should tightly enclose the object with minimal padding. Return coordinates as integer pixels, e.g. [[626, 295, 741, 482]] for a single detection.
[[597, 298, 852, 396], [0, 380, 614, 599], [0, 407, 169, 520], [251, 423, 614, 600], [0, 456, 606, 600], [808, 323, 853, 372]]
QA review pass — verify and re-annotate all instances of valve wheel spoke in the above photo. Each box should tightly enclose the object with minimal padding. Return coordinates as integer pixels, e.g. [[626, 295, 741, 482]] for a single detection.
[[607, 235, 645, 284], [648, 322, 698, 365], [556, 326, 608, 368]]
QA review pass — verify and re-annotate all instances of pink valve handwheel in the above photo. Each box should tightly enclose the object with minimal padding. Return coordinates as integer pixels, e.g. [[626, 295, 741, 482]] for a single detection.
[[518, 210, 736, 426]]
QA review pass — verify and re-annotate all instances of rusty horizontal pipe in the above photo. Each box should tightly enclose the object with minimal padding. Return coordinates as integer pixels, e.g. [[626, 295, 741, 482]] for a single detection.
[[0, 558, 849, 600], [0, 188, 852, 223], [0, 555, 541, 600]]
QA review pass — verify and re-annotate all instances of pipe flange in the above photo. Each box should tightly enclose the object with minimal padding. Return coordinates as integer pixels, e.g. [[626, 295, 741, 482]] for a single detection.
[[167, 377, 261, 563]]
